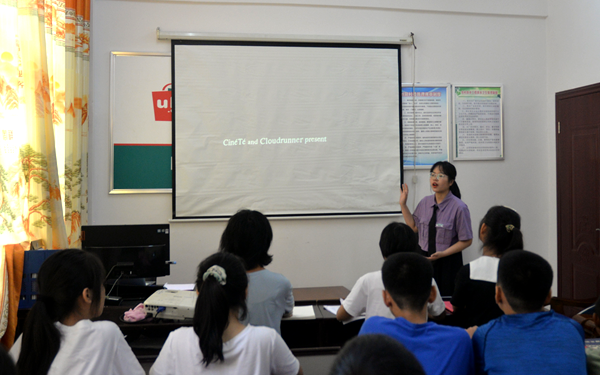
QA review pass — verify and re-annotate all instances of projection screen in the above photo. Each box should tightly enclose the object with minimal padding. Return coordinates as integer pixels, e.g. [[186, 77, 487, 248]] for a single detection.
[[172, 40, 402, 219]]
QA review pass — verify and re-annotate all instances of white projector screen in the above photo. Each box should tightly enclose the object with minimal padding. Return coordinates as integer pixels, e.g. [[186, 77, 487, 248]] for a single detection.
[[172, 40, 402, 219]]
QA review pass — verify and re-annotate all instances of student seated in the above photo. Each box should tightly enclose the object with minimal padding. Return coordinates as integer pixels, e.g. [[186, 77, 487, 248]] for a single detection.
[[358, 252, 474, 375], [587, 295, 600, 375], [450, 206, 523, 328], [337, 222, 445, 322], [471, 250, 586, 375], [219, 209, 293, 335], [329, 334, 425, 375], [10, 250, 144, 375], [150, 252, 302, 375]]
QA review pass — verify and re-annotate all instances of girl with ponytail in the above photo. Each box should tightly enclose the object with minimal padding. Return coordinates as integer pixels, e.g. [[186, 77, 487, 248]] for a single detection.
[[450, 206, 524, 328], [150, 252, 302, 375], [400, 161, 473, 296], [9, 249, 144, 375]]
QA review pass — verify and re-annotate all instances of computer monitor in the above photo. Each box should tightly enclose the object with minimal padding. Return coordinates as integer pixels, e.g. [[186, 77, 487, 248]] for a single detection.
[[84, 244, 169, 279], [81, 224, 171, 280]]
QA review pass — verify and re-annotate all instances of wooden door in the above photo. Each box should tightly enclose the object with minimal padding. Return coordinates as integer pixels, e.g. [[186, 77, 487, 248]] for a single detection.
[[556, 82, 600, 299]]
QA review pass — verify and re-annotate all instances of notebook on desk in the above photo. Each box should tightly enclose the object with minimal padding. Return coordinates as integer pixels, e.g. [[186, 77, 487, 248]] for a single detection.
[[283, 305, 316, 320]]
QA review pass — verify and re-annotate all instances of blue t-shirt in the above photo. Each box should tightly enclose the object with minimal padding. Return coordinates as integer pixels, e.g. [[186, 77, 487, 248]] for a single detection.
[[359, 316, 474, 375], [472, 310, 586, 375], [245, 269, 294, 335]]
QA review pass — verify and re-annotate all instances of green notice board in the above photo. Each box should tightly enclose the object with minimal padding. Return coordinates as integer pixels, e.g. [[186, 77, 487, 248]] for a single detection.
[[113, 145, 172, 189]]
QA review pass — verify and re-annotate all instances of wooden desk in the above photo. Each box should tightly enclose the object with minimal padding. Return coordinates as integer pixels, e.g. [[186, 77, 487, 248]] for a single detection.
[[293, 286, 350, 306], [123, 286, 353, 359], [106, 304, 354, 361]]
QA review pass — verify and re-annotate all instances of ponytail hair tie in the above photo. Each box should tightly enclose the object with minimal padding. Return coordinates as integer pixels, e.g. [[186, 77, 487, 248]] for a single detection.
[[203, 265, 227, 286], [506, 224, 515, 233]]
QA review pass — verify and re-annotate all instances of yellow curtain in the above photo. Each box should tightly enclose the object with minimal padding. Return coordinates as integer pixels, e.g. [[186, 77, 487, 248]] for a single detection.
[[0, 0, 89, 344]]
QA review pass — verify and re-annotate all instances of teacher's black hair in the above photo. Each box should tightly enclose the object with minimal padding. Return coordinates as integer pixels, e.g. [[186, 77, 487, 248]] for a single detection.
[[431, 161, 461, 199]]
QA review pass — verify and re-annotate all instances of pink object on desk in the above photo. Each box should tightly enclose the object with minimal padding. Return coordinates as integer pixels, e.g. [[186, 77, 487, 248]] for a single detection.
[[123, 303, 147, 322], [444, 301, 454, 313]]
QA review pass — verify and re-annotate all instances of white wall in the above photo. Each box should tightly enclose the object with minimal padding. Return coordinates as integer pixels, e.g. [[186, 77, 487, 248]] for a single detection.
[[90, 1, 551, 288], [545, 0, 600, 293]]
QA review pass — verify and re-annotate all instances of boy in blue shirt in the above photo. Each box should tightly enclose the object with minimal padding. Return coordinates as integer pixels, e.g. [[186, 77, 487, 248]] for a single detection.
[[359, 252, 474, 375], [471, 250, 586, 375]]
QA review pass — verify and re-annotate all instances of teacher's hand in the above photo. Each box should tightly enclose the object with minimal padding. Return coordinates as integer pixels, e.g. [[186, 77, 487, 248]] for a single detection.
[[399, 183, 409, 206], [427, 251, 445, 261]]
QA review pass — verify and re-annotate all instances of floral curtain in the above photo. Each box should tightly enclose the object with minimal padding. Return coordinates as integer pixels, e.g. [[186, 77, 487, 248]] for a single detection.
[[0, 0, 90, 344]]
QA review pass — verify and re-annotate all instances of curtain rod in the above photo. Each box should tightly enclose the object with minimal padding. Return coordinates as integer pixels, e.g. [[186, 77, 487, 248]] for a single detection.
[[156, 27, 414, 45]]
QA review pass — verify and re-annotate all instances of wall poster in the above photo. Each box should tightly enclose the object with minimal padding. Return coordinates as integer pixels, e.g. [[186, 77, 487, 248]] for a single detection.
[[452, 85, 504, 160], [401, 84, 450, 169], [110, 52, 172, 193]]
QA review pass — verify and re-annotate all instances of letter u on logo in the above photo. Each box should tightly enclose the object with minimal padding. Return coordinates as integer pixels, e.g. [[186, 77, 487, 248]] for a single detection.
[[152, 84, 172, 121]]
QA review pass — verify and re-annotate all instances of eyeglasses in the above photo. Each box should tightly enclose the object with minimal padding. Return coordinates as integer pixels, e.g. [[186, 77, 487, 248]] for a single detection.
[[430, 173, 448, 180]]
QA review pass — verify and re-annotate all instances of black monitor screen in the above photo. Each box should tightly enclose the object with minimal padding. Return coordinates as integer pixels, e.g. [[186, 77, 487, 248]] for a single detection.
[[85, 245, 168, 278], [81, 224, 170, 278]]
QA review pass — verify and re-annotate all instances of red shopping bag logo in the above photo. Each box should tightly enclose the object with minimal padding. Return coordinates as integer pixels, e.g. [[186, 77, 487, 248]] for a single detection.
[[152, 84, 172, 121]]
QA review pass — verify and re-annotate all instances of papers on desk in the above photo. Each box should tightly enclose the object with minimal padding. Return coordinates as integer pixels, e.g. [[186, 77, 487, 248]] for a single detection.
[[283, 305, 316, 320], [163, 283, 195, 291], [324, 304, 365, 324], [324, 305, 340, 315]]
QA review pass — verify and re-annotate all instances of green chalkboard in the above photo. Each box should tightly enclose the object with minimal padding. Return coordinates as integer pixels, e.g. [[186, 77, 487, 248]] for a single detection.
[[113, 145, 172, 189]]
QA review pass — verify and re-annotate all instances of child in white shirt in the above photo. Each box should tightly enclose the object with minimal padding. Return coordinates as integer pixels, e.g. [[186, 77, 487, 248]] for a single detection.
[[337, 222, 445, 322], [10, 249, 144, 375], [150, 252, 302, 375]]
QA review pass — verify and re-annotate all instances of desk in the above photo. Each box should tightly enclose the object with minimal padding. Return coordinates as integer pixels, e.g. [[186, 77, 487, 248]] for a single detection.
[[122, 286, 356, 360], [293, 286, 350, 306], [18, 286, 359, 362]]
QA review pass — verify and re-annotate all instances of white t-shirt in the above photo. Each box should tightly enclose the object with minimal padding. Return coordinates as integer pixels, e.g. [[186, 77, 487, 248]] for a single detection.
[[342, 270, 446, 319], [10, 319, 144, 375], [149, 325, 299, 375]]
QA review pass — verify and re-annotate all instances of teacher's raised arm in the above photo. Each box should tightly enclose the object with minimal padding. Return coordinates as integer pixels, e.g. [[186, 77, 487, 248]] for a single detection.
[[399, 183, 417, 232]]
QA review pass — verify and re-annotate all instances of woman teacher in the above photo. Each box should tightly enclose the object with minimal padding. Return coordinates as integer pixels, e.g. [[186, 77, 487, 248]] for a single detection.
[[399, 161, 473, 296]]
